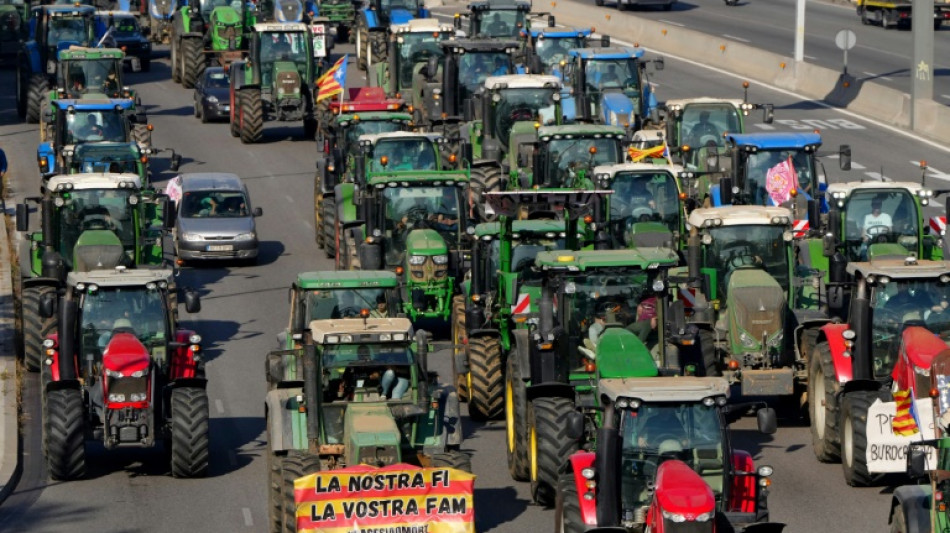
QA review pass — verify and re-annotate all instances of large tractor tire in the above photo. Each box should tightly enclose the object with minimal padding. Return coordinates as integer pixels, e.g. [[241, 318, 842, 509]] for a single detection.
[[25, 73, 48, 124], [22, 285, 57, 372], [809, 341, 841, 462], [439, 122, 461, 168], [529, 397, 579, 507], [132, 123, 151, 148], [169, 386, 210, 478], [314, 187, 324, 248], [467, 336, 503, 421], [697, 328, 719, 377], [367, 31, 387, 70], [181, 37, 204, 89], [469, 165, 503, 222], [889, 504, 908, 533], [451, 294, 468, 401], [230, 90, 241, 138], [239, 88, 264, 144], [279, 452, 322, 533], [430, 451, 473, 472], [356, 23, 368, 70], [267, 450, 282, 533], [45, 388, 86, 480], [322, 196, 337, 259], [841, 389, 880, 487], [505, 353, 529, 481], [555, 472, 586, 533], [171, 38, 182, 83]]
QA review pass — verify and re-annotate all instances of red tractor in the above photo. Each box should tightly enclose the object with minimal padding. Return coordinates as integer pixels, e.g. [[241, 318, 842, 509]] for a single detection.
[[555, 377, 784, 533], [40, 266, 207, 480]]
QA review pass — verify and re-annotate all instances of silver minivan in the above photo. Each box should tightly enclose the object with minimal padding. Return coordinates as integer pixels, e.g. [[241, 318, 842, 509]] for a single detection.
[[174, 173, 262, 264]]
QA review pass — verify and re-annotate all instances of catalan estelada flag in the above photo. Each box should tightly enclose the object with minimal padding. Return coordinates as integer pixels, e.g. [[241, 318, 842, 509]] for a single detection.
[[628, 143, 667, 163], [316, 54, 347, 102], [893, 388, 920, 436]]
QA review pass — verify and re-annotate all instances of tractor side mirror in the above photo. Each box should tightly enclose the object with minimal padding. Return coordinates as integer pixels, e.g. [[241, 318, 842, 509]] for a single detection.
[[565, 410, 584, 440], [600, 34, 610, 47], [425, 55, 439, 82], [15, 204, 28, 232], [547, 15, 555, 26], [266, 351, 285, 384], [822, 233, 836, 258], [415, 330, 430, 375], [756, 407, 777, 434], [653, 57, 665, 71], [253, 207, 263, 217], [39, 290, 57, 319], [183, 288, 201, 313], [839, 145, 852, 171], [169, 151, 182, 172], [763, 104, 774, 124], [907, 445, 928, 479]]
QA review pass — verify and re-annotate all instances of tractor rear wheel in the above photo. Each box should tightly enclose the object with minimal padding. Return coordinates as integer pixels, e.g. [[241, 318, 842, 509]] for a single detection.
[[555, 471, 585, 533], [430, 451, 472, 472], [181, 37, 204, 89], [506, 353, 529, 481], [529, 397, 579, 507], [470, 165, 503, 222], [890, 504, 908, 533], [314, 187, 324, 248], [230, 90, 241, 137], [171, 38, 182, 83], [280, 452, 322, 533], [841, 390, 878, 486], [356, 24, 368, 70], [467, 336, 504, 421], [22, 285, 57, 372], [451, 295, 468, 401], [132, 123, 151, 149], [169, 386, 210, 478], [809, 341, 840, 462], [45, 388, 86, 480], [322, 196, 337, 259], [368, 31, 387, 69], [239, 88, 264, 144], [26, 74, 48, 124]]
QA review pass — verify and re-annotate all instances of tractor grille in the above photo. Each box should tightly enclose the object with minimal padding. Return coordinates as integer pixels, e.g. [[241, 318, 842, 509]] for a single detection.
[[106, 376, 149, 404], [410, 257, 447, 281], [276, 70, 301, 97], [661, 518, 712, 533], [732, 285, 785, 343]]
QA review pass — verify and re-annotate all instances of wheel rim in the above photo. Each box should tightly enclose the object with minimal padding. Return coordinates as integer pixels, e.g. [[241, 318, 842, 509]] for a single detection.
[[813, 365, 825, 439], [843, 411, 853, 467], [529, 421, 538, 482], [506, 380, 516, 453]]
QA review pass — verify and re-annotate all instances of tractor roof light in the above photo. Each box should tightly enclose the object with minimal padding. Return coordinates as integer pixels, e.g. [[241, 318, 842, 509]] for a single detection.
[[701, 233, 713, 245], [783, 231, 793, 242], [703, 397, 715, 407]]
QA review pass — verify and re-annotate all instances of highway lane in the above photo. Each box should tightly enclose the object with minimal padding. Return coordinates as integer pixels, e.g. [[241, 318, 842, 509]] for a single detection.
[[0, 35, 948, 533]]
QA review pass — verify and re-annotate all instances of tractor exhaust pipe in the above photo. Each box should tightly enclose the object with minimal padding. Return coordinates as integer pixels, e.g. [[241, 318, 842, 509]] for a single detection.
[[302, 344, 322, 449], [595, 402, 620, 526], [851, 279, 872, 381], [58, 295, 78, 381]]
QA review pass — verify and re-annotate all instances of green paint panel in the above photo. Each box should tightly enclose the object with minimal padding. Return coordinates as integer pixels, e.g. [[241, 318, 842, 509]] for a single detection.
[[405, 228, 448, 255], [297, 270, 399, 289], [596, 329, 658, 379]]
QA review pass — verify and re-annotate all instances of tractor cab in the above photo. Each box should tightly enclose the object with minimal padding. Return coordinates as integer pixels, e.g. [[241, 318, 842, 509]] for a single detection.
[[482, 74, 562, 145], [382, 18, 453, 96], [38, 98, 144, 176], [57, 47, 126, 99], [459, 0, 530, 40], [593, 162, 687, 250], [524, 124, 625, 189], [246, 23, 312, 92], [525, 19, 591, 76], [66, 141, 147, 178], [368, 0, 427, 27], [359, 131, 444, 174], [34, 5, 97, 55]]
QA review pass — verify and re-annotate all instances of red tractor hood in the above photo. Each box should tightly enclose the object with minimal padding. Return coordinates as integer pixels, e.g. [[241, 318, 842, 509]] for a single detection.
[[102, 332, 150, 376], [892, 326, 949, 390], [654, 460, 715, 518]]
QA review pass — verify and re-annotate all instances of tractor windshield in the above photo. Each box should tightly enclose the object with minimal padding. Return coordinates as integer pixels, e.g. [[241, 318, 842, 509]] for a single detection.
[[56, 188, 137, 266], [474, 9, 525, 38], [489, 235, 565, 285], [584, 58, 639, 95], [306, 287, 390, 320], [704, 224, 789, 300], [259, 31, 309, 83], [79, 285, 169, 361], [71, 145, 140, 174], [381, 185, 462, 265], [535, 35, 584, 72], [322, 342, 413, 368], [543, 137, 621, 187], [492, 87, 559, 146], [870, 279, 950, 380], [397, 31, 447, 87], [370, 139, 439, 172], [842, 190, 920, 262], [677, 103, 740, 149], [200, 0, 244, 16], [741, 149, 817, 205], [608, 171, 681, 247], [47, 15, 93, 47], [458, 51, 512, 104], [64, 59, 122, 97], [618, 403, 725, 513], [381, 0, 423, 13], [64, 109, 128, 144], [343, 120, 406, 151]]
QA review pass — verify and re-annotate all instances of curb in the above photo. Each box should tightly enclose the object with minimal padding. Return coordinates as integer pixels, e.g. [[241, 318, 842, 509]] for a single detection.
[[0, 212, 20, 504]]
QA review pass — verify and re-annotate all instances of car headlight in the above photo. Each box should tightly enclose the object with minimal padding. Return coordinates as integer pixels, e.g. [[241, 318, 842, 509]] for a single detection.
[[234, 232, 256, 241], [433, 254, 449, 265], [206, 95, 218, 103], [739, 331, 758, 349], [181, 233, 203, 242], [409, 255, 426, 265]]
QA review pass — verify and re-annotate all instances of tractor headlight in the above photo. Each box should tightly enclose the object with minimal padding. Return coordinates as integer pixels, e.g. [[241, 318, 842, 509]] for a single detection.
[[433, 254, 449, 265], [108, 393, 127, 402], [695, 511, 714, 522], [129, 393, 147, 402], [409, 255, 426, 265], [105, 369, 124, 378], [739, 331, 757, 348], [768, 331, 783, 347], [661, 510, 687, 523]]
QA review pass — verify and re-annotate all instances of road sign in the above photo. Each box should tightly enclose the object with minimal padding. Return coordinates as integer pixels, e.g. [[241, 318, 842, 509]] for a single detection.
[[835, 29, 857, 50]]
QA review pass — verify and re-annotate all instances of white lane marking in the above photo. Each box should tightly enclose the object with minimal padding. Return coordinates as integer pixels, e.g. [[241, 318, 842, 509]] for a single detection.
[[722, 34, 751, 43], [215, 399, 224, 414], [942, 95, 950, 100], [658, 19, 685, 27], [851, 162, 866, 170], [603, 35, 950, 154], [754, 123, 776, 130], [912, 160, 950, 181], [284, 194, 295, 204], [804, 54, 818, 60], [242, 508, 253, 527]]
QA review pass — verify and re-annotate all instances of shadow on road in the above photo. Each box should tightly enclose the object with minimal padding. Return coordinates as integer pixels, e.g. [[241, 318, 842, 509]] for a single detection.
[[209, 416, 266, 477], [474, 486, 529, 532], [187, 318, 245, 365]]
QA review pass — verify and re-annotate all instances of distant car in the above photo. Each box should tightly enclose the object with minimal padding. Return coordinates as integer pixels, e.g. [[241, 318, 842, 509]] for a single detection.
[[174, 173, 262, 264], [96, 11, 153, 71], [193, 67, 231, 123]]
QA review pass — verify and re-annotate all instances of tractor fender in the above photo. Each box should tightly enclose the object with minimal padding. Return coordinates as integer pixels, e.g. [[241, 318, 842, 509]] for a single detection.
[[510, 329, 531, 383], [334, 182, 358, 224], [818, 322, 851, 383], [468, 329, 500, 339], [22, 276, 61, 290], [890, 485, 932, 533], [265, 388, 302, 453], [710, 183, 726, 207], [171, 329, 203, 379], [526, 382, 574, 403], [568, 451, 598, 526], [180, 31, 203, 39], [37, 142, 54, 175], [643, 83, 657, 116], [18, 240, 37, 279], [599, 92, 633, 125], [360, 8, 378, 29], [23, 42, 40, 73], [46, 378, 81, 393]]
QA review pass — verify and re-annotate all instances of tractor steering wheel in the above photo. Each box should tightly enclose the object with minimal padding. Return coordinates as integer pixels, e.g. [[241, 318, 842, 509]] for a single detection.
[[338, 306, 362, 318], [865, 225, 892, 242]]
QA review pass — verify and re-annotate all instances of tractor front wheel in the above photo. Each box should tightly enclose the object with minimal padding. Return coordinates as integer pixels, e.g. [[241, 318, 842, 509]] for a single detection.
[[467, 336, 503, 421], [279, 452, 322, 533], [169, 386, 210, 478], [451, 295, 468, 401], [430, 451, 472, 472], [356, 23, 368, 70], [809, 341, 841, 462], [322, 195, 337, 259], [555, 471, 585, 533], [171, 38, 182, 83], [239, 88, 263, 144], [181, 37, 204, 89], [22, 285, 57, 372], [469, 165, 503, 222], [696, 328, 719, 377], [25, 73, 48, 124], [529, 397, 579, 507], [132, 123, 151, 149], [506, 353, 529, 481], [841, 390, 879, 486], [45, 388, 86, 480]]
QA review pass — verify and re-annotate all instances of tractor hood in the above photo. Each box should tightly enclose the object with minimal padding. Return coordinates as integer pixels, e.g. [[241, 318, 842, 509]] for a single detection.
[[727, 268, 785, 350], [103, 332, 151, 376], [211, 7, 241, 25], [596, 328, 658, 379], [601, 91, 635, 124], [388, 9, 416, 24], [344, 403, 402, 467], [892, 326, 950, 390], [653, 460, 716, 520], [405, 228, 447, 256]]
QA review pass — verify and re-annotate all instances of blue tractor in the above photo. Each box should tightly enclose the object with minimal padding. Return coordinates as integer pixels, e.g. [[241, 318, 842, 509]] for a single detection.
[[17, 4, 97, 123], [565, 45, 663, 136], [355, 0, 428, 71]]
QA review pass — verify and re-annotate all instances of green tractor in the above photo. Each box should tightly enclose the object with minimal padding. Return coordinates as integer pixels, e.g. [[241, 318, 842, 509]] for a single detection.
[[229, 22, 317, 143], [60, 141, 181, 186], [455, 0, 530, 42], [170, 0, 254, 89], [0, 0, 28, 63], [278, 270, 401, 350], [264, 317, 470, 532], [370, 17, 453, 98], [15, 172, 170, 371]]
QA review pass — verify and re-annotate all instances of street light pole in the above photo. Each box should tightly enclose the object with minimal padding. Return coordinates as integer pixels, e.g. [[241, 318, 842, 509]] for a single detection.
[[911, 0, 935, 129], [794, 0, 806, 62]]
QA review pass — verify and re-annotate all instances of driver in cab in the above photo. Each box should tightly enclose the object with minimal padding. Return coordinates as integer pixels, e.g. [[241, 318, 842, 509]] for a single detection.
[[862, 198, 891, 241]]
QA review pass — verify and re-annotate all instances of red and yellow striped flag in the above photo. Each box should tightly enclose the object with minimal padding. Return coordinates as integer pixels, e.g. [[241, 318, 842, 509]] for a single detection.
[[628, 143, 667, 163], [316, 54, 347, 102], [892, 388, 920, 436]]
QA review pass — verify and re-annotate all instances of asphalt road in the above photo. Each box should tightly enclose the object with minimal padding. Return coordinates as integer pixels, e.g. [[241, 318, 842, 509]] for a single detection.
[[1, 27, 950, 533]]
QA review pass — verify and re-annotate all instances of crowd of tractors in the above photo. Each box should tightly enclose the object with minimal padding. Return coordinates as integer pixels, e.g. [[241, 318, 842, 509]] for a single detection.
[[10, 0, 950, 531]]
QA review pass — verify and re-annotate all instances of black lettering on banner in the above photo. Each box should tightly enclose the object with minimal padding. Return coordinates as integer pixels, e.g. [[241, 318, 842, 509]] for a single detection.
[[317, 476, 342, 493], [347, 473, 428, 492], [431, 469, 450, 488], [310, 503, 337, 522], [425, 497, 468, 515], [869, 444, 909, 462]]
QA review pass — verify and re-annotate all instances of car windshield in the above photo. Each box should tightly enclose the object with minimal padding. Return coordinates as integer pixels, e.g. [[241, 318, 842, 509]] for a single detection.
[[458, 51, 512, 103], [492, 87, 559, 145], [705, 225, 789, 299], [397, 31, 447, 87], [871, 279, 950, 380], [742, 149, 816, 204], [619, 403, 725, 512], [204, 69, 230, 88], [306, 288, 389, 320], [64, 59, 121, 96], [57, 188, 137, 266], [842, 190, 919, 262], [584, 58, 639, 93], [79, 285, 168, 361], [370, 138, 438, 172], [322, 343, 413, 368], [180, 190, 250, 218], [544, 137, 621, 187], [474, 9, 525, 38], [48, 16, 91, 46], [535, 35, 584, 69], [381, 185, 462, 265], [608, 171, 681, 246], [64, 110, 127, 144], [344, 121, 406, 150], [678, 103, 741, 148]]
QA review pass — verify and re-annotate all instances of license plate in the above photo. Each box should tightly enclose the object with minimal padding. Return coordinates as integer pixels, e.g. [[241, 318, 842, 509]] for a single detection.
[[207, 244, 233, 251]]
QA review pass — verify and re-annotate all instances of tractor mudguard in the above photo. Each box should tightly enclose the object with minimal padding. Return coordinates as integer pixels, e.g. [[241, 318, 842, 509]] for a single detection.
[[568, 452, 598, 525], [23, 276, 62, 290], [818, 322, 851, 383], [37, 142, 54, 174], [24, 43, 41, 73], [468, 328, 500, 339], [710, 184, 726, 207], [643, 84, 657, 116], [525, 382, 574, 403], [890, 485, 932, 533], [334, 182, 358, 224], [443, 386, 463, 448], [265, 388, 303, 453], [170, 329, 203, 379], [729, 450, 757, 513], [18, 240, 37, 279], [360, 8, 378, 28], [510, 329, 531, 382], [46, 378, 81, 392]]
